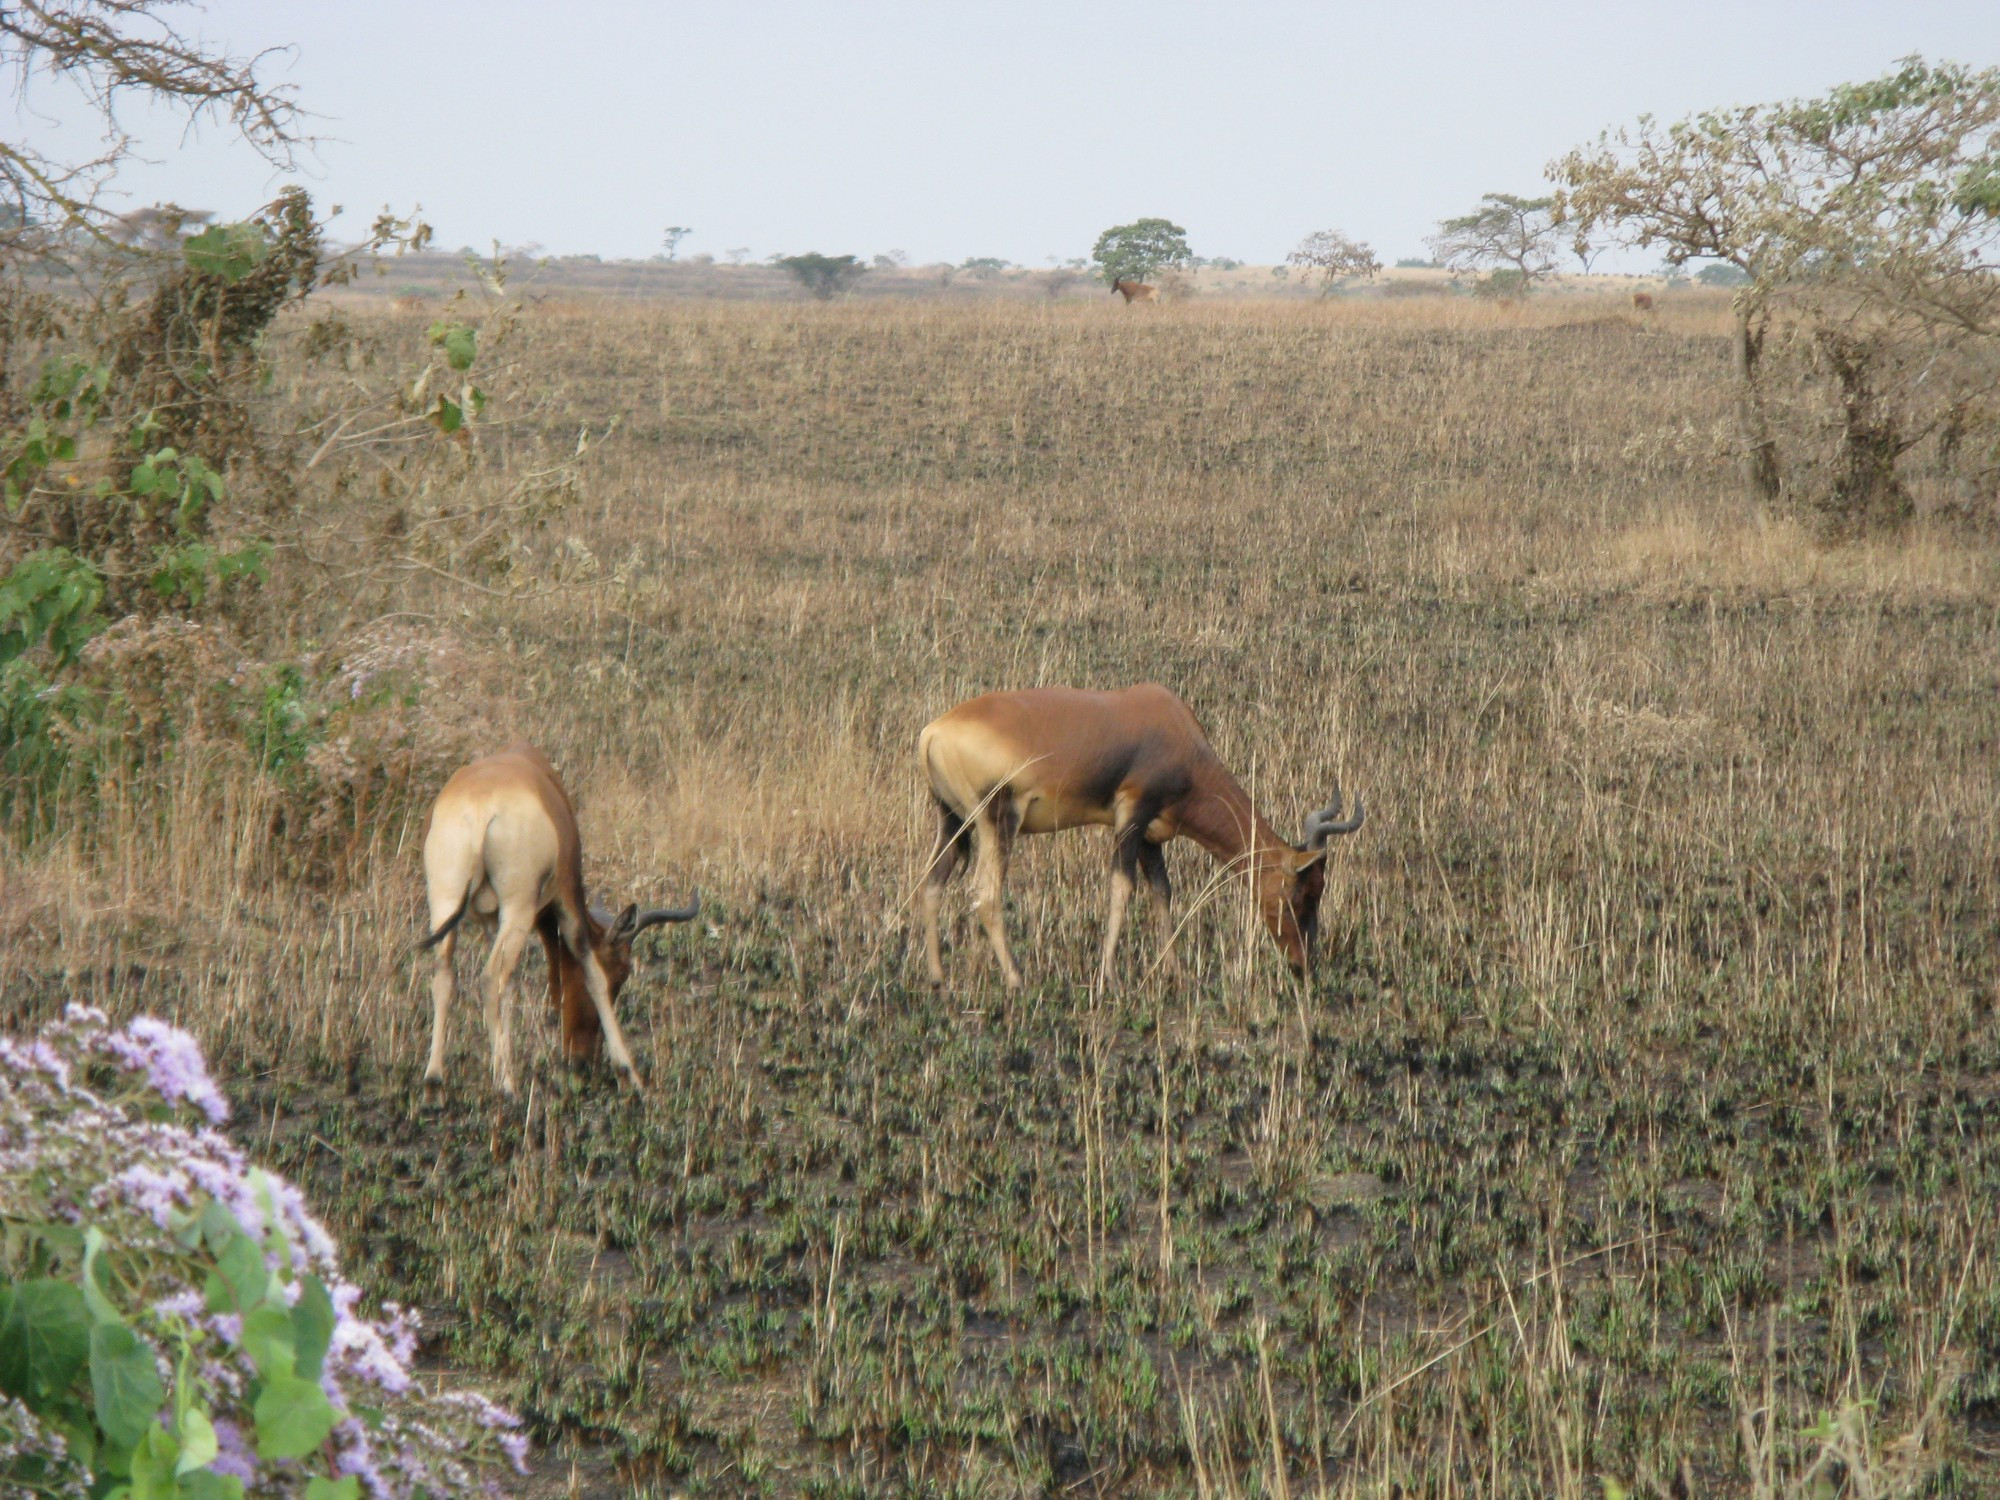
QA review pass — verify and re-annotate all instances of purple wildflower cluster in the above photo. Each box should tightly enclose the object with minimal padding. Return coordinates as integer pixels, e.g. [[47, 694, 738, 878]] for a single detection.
[[0, 1006, 529, 1498], [95, 1015, 231, 1124], [0, 1393, 89, 1499]]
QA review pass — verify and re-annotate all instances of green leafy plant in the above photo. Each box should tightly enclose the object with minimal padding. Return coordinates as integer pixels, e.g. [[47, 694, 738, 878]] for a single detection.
[[1090, 217, 1193, 285], [180, 222, 271, 284], [148, 542, 269, 610], [0, 1006, 528, 1498], [0, 550, 105, 670]]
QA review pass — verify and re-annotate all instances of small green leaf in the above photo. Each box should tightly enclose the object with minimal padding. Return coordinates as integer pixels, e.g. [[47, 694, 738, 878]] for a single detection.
[[214, 1229, 267, 1313], [175, 1406, 218, 1476], [240, 1303, 296, 1380], [427, 321, 477, 371], [252, 1373, 336, 1460], [127, 1422, 180, 1500], [431, 397, 463, 435], [0, 1277, 91, 1401], [180, 1474, 246, 1500], [305, 1477, 361, 1500], [170, 1209, 205, 1252], [82, 1228, 121, 1325], [90, 1322, 167, 1450], [291, 1276, 335, 1382], [183, 223, 270, 283], [198, 1200, 240, 1253]]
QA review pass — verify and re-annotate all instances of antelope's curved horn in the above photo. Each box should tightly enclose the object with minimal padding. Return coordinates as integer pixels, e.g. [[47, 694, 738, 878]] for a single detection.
[[632, 891, 702, 931], [1301, 787, 1365, 849]]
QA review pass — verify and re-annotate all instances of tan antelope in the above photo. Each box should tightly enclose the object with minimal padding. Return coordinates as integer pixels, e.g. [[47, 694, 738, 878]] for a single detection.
[[1111, 278, 1158, 304], [918, 685, 1363, 988], [420, 744, 699, 1095], [1631, 291, 1655, 313]]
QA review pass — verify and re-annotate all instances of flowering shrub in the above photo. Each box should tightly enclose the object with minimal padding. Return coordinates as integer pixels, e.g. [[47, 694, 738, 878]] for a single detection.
[[0, 1007, 527, 1498]]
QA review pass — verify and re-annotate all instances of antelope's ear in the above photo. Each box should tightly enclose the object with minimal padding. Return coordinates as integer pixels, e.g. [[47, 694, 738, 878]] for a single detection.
[[611, 902, 639, 939], [1294, 845, 1330, 873]]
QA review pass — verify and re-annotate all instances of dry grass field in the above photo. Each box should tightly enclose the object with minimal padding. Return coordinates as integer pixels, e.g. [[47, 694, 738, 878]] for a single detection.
[[6, 290, 2000, 1497]]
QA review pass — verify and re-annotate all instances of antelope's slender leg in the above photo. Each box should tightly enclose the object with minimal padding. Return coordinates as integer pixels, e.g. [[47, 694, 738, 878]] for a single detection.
[[557, 909, 644, 1090], [922, 801, 970, 985], [1098, 818, 1145, 986], [539, 912, 600, 1061], [480, 917, 533, 1096], [424, 929, 457, 1088], [1136, 839, 1182, 977], [971, 800, 1023, 990]]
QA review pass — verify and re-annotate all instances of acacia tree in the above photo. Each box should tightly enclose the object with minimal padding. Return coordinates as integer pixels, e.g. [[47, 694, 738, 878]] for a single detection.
[[773, 252, 868, 300], [0, 1, 301, 264], [1551, 56, 2000, 529], [1426, 194, 1560, 297], [1091, 217, 1192, 285], [1286, 229, 1380, 294]]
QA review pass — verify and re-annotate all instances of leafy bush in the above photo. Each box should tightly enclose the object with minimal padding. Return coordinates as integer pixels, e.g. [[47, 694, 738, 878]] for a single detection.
[[1471, 268, 1531, 300], [772, 254, 868, 300], [0, 550, 107, 823], [45, 615, 485, 884], [0, 1006, 528, 1498]]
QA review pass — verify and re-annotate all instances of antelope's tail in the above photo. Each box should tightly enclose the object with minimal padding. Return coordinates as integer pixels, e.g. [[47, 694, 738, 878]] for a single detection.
[[421, 893, 471, 949]]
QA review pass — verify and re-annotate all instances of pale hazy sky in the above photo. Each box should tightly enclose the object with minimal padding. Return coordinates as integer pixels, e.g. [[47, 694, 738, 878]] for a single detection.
[[12, 1, 2000, 268]]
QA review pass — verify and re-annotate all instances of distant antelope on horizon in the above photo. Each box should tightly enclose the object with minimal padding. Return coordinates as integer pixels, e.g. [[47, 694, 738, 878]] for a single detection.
[[1111, 278, 1158, 304]]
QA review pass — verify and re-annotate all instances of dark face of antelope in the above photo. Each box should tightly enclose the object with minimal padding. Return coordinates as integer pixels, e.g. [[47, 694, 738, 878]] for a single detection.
[[1255, 856, 1327, 975], [564, 896, 703, 1059], [1257, 789, 1364, 977], [592, 919, 639, 1005]]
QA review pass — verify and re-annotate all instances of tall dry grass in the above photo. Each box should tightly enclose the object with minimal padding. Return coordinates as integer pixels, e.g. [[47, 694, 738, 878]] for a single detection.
[[6, 291, 1998, 1497]]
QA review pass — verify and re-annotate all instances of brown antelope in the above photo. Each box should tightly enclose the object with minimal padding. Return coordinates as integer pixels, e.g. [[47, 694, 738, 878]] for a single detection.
[[420, 743, 699, 1095], [918, 685, 1363, 988], [1111, 278, 1158, 303], [1631, 291, 1655, 312]]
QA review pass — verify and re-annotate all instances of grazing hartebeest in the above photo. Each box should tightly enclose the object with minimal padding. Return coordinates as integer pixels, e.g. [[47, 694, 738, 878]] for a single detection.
[[918, 685, 1363, 988], [1631, 291, 1655, 313], [1111, 278, 1159, 304], [420, 744, 698, 1095]]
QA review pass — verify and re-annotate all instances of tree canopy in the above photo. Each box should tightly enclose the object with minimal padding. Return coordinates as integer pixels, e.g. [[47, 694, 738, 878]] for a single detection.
[[773, 253, 869, 300], [1286, 230, 1380, 293], [1091, 218, 1192, 286], [1551, 55, 2000, 530], [1426, 194, 1560, 295]]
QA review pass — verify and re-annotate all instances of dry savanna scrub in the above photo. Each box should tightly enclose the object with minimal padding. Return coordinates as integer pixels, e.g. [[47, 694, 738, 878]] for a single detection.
[[6, 292, 1999, 1498]]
